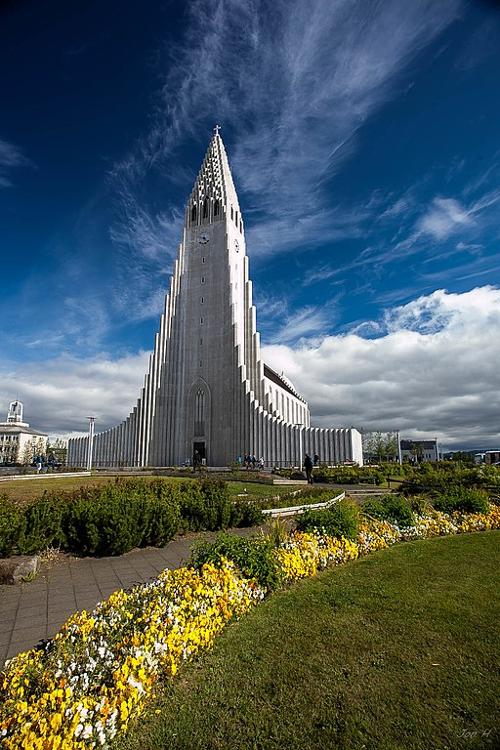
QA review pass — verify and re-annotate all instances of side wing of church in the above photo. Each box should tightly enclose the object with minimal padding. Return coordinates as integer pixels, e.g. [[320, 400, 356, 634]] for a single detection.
[[68, 131, 363, 468]]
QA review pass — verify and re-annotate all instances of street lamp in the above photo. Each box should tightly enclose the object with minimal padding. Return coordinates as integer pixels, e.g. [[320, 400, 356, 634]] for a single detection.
[[86, 417, 96, 472]]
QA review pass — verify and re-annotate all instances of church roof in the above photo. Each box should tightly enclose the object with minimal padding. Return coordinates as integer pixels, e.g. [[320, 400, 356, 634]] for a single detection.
[[400, 439, 437, 450], [263, 364, 305, 402]]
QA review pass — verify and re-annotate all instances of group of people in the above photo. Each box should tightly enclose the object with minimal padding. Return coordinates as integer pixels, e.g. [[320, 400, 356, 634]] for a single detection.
[[237, 454, 265, 470], [33, 452, 60, 473]]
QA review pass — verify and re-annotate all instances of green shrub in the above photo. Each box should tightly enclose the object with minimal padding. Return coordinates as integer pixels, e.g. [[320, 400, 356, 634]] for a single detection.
[[0, 477, 261, 559], [230, 499, 264, 527], [296, 498, 360, 540], [362, 494, 415, 527], [191, 532, 282, 590], [408, 494, 430, 516], [179, 478, 233, 531], [61, 482, 181, 556], [433, 487, 489, 515], [313, 466, 386, 485], [22, 494, 64, 554], [0, 495, 25, 557]]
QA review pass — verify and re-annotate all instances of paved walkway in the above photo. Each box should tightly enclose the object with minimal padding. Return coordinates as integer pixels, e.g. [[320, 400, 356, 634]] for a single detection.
[[0, 527, 257, 666]]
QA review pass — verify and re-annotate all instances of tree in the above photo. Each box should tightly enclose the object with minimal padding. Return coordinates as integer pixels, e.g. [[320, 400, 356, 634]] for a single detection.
[[384, 432, 399, 461], [22, 440, 36, 465], [363, 431, 400, 463], [410, 442, 424, 464], [451, 451, 474, 465]]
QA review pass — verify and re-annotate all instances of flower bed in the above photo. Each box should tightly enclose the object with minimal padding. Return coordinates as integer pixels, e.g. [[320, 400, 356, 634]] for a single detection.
[[0, 561, 264, 749], [275, 532, 359, 581], [1, 504, 499, 749]]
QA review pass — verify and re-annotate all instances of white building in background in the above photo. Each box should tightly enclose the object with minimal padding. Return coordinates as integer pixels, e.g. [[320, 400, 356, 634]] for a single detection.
[[400, 438, 440, 463], [68, 129, 363, 468], [0, 401, 48, 465]]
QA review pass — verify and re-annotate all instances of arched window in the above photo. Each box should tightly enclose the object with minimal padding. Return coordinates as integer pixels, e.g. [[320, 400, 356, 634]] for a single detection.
[[191, 204, 197, 222], [194, 388, 205, 436], [203, 197, 209, 219]]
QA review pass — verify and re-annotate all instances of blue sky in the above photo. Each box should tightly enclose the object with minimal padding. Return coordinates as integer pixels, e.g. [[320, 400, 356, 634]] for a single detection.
[[1, 0, 499, 449]]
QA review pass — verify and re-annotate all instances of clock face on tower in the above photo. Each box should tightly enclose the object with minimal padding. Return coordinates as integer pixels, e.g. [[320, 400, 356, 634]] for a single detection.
[[198, 234, 209, 244]]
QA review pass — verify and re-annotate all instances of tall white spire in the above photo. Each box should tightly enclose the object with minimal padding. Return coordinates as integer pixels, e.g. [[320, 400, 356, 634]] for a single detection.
[[186, 127, 241, 229]]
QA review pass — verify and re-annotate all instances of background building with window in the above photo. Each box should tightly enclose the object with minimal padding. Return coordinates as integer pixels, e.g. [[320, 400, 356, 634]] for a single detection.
[[399, 438, 440, 463], [0, 401, 48, 465]]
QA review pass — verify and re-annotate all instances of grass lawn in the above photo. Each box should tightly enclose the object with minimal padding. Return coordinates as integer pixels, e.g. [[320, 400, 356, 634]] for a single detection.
[[116, 532, 500, 750], [0, 474, 192, 505], [0, 474, 302, 507]]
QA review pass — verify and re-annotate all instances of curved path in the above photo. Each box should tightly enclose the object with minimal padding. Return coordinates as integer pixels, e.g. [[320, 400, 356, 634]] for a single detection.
[[0, 526, 258, 666]]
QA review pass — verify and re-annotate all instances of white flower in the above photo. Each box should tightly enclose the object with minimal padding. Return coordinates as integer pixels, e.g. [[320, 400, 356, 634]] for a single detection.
[[82, 723, 93, 739]]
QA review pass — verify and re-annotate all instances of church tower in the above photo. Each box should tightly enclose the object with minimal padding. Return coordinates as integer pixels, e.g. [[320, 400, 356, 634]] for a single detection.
[[68, 129, 363, 468]]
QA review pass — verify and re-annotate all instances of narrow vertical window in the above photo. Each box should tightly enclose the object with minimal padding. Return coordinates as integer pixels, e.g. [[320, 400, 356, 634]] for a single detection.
[[203, 197, 209, 219], [201, 296, 204, 304], [231, 206, 234, 220], [201, 276, 205, 283], [191, 204, 197, 222], [214, 199, 219, 216], [195, 388, 205, 435]]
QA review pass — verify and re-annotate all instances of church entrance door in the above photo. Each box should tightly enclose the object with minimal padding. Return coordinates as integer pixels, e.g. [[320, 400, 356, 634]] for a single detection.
[[193, 441, 206, 467]]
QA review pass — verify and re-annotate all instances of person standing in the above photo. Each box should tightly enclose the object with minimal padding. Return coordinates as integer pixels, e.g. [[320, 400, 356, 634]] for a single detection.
[[304, 453, 314, 484]]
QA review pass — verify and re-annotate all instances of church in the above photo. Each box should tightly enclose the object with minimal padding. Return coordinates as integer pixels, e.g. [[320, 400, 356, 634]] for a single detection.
[[68, 130, 363, 468]]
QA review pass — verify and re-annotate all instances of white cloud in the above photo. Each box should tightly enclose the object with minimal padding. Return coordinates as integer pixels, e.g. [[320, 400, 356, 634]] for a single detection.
[[0, 138, 31, 187], [1, 287, 499, 450], [262, 286, 500, 449], [0, 352, 150, 437]]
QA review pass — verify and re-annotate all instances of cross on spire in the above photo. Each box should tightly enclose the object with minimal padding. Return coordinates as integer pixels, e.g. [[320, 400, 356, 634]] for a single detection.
[[213, 124, 221, 137]]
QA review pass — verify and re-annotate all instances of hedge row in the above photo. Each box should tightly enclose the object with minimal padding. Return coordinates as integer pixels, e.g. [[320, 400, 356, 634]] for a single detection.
[[272, 462, 500, 490], [0, 478, 263, 558]]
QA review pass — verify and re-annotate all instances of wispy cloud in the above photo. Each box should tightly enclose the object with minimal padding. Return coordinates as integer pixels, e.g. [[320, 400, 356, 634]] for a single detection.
[[0, 138, 31, 187], [270, 305, 335, 345], [303, 180, 500, 288], [416, 197, 472, 240], [109, 0, 462, 260]]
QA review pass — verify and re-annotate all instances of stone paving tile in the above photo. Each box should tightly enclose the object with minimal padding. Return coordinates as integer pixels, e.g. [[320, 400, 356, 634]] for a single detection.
[[0, 525, 261, 666]]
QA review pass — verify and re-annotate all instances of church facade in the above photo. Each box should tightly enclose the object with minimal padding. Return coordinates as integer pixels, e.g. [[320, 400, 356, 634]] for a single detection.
[[68, 131, 362, 468]]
